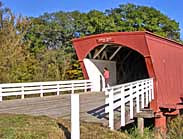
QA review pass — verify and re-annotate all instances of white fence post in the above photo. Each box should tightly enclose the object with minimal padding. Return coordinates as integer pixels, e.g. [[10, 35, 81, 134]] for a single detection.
[[57, 84, 59, 96], [84, 81, 87, 92], [145, 88, 148, 107], [71, 94, 80, 139], [0, 87, 2, 101], [72, 83, 74, 94], [121, 87, 125, 126], [149, 85, 152, 102], [130, 86, 134, 119], [151, 79, 154, 99], [136, 82, 140, 113], [141, 92, 145, 109], [21, 86, 24, 99], [40, 85, 43, 97], [109, 89, 114, 130], [136, 94, 140, 113]]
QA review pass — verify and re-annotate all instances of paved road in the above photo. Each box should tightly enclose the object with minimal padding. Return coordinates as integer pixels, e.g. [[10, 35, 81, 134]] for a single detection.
[[0, 92, 108, 124]]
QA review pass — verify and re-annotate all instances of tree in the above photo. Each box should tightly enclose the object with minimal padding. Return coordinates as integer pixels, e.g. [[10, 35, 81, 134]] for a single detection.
[[0, 2, 75, 83], [37, 49, 72, 81], [0, 4, 38, 83], [85, 10, 116, 34], [26, 11, 85, 80], [105, 3, 181, 42], [24, 15, 75, 81]]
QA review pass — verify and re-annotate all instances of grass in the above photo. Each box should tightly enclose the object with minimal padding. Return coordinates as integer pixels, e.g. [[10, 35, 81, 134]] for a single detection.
[[0, 114, 182, 139], [57, 118, 128, 139], [0, 114, 128, 139], [124, 127, 157, 139], [0, 114, 64, 139]]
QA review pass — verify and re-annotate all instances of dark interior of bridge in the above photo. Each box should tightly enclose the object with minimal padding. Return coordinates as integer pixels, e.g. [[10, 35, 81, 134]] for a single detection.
[[86, 44, 149, 85]]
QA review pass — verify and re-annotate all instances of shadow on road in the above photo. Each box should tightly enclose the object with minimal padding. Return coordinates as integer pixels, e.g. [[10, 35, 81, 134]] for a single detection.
[[87, 104, 109, 120]]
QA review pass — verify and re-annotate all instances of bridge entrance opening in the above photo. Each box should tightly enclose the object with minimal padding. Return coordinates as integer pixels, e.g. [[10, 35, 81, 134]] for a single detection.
[[85, 44, 149, 90]]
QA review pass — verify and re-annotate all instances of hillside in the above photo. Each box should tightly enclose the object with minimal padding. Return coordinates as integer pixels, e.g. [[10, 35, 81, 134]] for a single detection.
[[0, 114, 128, 139], [0, 114, 182, 139]]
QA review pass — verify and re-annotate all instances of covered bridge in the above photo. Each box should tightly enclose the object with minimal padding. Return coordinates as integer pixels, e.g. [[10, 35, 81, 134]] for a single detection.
[[72, 31, 183, 129]]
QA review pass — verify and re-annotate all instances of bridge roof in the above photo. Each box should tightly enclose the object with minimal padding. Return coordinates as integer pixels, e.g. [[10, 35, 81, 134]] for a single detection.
[[72, 31, 183, 60], [72, 31, 183, 111]]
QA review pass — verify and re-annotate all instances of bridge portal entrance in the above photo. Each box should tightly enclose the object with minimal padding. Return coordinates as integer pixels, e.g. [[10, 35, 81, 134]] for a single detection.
[[83, 44, 149, 91]]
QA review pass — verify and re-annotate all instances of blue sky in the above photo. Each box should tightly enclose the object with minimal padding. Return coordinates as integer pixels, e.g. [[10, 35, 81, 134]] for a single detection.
[[2, 0, 183, 39]]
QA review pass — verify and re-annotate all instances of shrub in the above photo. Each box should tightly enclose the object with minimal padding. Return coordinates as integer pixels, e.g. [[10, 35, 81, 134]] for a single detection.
[[167, 115, 183, 139]]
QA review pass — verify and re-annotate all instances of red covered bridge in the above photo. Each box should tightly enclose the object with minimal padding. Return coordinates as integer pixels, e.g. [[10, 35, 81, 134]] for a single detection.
[[72, 31, 183, 129]]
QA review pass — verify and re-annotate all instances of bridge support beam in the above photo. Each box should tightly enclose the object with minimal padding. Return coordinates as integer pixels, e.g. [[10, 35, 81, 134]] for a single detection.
[[136, 108, 154, 134], [155, 112, 166, 133], [137, 117, 144, 134]]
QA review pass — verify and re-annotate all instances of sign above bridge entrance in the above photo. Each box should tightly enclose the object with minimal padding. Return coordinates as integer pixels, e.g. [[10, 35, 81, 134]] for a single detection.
[[96, 37, 114, 44]]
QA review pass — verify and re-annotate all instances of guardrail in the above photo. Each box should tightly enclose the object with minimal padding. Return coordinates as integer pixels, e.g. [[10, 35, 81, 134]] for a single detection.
[[105, 78, 154, 129], [0, 80, 93, 101]]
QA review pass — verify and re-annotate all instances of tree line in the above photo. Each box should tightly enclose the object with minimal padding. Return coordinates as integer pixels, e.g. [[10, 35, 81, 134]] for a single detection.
[[0, 2, 182, 83]]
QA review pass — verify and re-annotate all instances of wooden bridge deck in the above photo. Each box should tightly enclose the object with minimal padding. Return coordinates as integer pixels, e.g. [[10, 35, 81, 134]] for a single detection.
[[0, 92, 108, 124]]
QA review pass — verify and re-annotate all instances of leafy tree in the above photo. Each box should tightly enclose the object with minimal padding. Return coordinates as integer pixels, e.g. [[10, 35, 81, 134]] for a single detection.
[[0, 3, 38, 83], [26, 11, 85, 80], [0, 2, 76, 83], [105, 3, 181, 41], [35, 49, 72, 81], [85, 10, 116, 34], [66, 61, 84, 80]]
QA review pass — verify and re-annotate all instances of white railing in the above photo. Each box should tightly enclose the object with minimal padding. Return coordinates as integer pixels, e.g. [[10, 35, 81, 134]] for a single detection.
[[0, 80, 93, 101], [105, 78, 154, 130]]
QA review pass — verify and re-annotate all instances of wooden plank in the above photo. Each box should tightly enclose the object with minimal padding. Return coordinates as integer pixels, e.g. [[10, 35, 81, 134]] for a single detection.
[[109, 47, 121, 60], [136, 109, 154, 118], [93, 44, 107, 59]]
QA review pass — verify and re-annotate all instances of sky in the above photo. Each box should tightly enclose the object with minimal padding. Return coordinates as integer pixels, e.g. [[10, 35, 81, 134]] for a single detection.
[[2, 0, 183, 39]]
